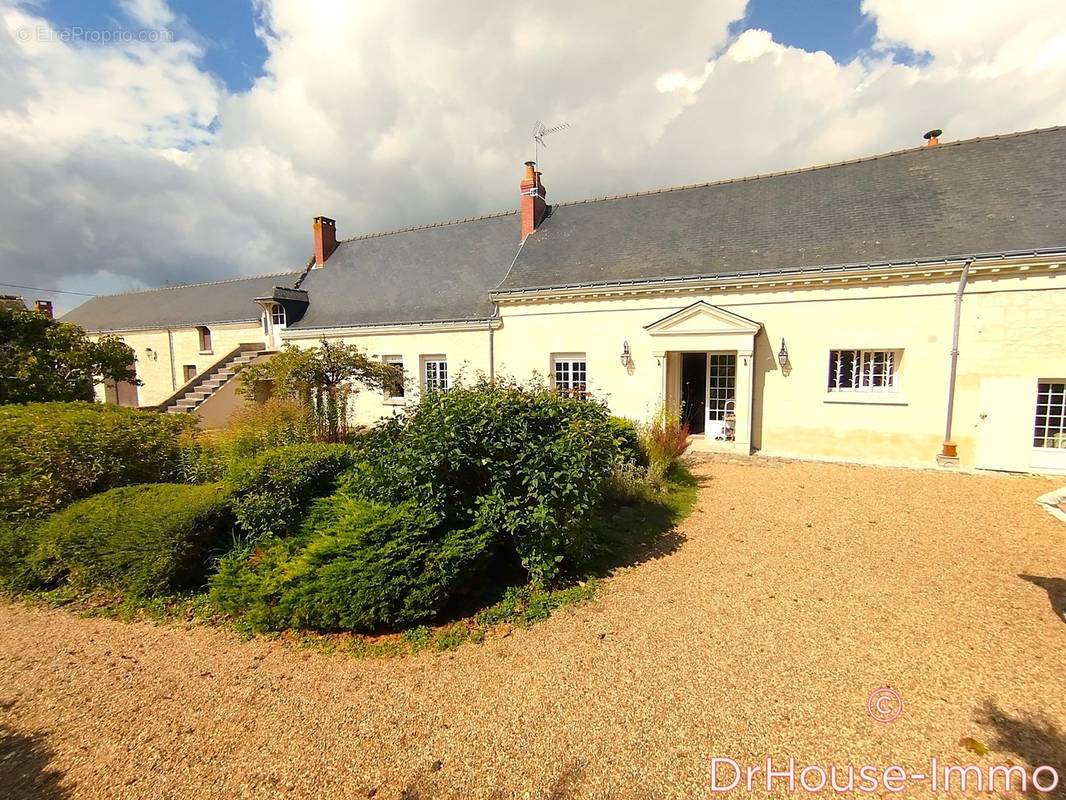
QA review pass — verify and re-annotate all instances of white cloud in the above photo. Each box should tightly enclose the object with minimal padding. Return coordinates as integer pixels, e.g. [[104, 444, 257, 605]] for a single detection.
[[1, 0, 1065, 315]]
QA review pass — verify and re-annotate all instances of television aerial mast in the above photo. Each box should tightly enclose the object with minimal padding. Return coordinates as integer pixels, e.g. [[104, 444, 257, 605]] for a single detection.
[[532, 120, 570, 163]]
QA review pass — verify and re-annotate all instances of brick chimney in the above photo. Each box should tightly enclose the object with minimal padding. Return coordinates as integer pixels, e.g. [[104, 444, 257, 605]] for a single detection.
[[34, 300, 53, 318], [520, 161, 547, 240], [313, 216, 338, 265], [923, 128, 942, 147]]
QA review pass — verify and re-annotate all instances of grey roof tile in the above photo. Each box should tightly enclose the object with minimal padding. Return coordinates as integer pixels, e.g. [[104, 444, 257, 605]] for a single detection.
[[61, 271, 303, 332], [288, 211, 519, 329], [496, 126, 1066, 293]]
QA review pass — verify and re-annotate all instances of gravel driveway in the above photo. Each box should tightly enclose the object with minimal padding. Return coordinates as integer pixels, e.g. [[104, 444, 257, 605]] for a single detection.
[[3, 458, 1065, 799]]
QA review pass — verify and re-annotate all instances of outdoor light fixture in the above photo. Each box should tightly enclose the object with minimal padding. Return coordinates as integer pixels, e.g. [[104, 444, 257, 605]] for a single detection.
[[144, 347, 157, 360], [620, 340, 632, 367], [778, 338, 789, 368]]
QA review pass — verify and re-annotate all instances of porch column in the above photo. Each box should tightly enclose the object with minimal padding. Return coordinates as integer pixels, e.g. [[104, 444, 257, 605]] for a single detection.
[[734, 348, 754, 454], [653, 351, 667, 410]]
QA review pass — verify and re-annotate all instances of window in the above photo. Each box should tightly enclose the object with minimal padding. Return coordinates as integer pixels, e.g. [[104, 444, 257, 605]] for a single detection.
[[271, 304, 286, 326], [183, 364, 197, 383], [197, 325, 212, 353], [1034, 381, 1066, 449], [552, 354, 588, 399], [383, 356, 404, 402], [708, 353, 736, 421], [828, 349, 899, 392], [423, 357, 449, 392]]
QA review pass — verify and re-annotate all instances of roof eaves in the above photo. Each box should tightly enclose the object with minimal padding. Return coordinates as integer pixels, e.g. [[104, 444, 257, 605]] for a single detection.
[[491, 247, 1066, 298]]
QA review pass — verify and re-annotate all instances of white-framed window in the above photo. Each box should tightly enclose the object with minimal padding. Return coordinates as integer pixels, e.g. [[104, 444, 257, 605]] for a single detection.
[[552, 353, 588, 399], [828, 349, 900, 392], [383, 355, 405, 402], [271, 304, 286, 326], [422, 356, 449, 392], [1034, 380, 1066, 449]]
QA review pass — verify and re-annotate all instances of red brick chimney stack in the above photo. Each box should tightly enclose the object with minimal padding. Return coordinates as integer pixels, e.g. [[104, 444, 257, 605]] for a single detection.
[[313, 216, 338, 266], [34, 300, 53, 318], [520, 161, 547, 241]]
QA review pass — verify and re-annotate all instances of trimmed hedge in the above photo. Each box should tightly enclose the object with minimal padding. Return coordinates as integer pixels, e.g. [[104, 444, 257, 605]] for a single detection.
[[0, 402, 195, 521], [0, 520, 42, 592], [227, 443, 357, 539], [32, 483, 233, 596], [340, 378, 620, 584], [211, 495, 491, 631]]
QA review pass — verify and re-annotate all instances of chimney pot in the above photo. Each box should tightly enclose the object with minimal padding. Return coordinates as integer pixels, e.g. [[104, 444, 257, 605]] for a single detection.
[[520, 162, 547, 240], [313, 216, 338, 266], [34, 299, 53, 318], [923, 128, 943, 147]]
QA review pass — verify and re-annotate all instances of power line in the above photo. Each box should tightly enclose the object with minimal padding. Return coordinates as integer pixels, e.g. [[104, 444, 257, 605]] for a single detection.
[[0, 282, 96, 297]]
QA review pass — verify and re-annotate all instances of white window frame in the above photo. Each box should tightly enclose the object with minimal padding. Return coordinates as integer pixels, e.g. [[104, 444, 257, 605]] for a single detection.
[[382, 355, 405, 404], [1034, 379, 1066, 451], [271, 304, 286, 326], [827, 349, 900, 393], [422, 356, 449, 392], [551, 353, 588, 399]]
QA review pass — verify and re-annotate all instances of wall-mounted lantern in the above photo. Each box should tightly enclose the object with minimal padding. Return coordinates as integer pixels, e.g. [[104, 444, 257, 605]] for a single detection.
[[144, 347, 157, 361], [777, 338, 789, 368], [620, 340, 632, 368]]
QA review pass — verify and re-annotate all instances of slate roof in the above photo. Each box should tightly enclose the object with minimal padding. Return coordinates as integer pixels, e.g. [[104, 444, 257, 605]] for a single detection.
[[286, 211, 519, 330], [61, 127, 1066, 331], [61, 271, 303, 332], [496, 126, 1066, 293]]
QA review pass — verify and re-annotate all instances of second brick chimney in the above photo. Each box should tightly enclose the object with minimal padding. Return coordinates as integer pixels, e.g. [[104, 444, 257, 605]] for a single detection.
[[520, 161, 547, 240], [313, 216, 338, 265], [34, 300, 53, 318]]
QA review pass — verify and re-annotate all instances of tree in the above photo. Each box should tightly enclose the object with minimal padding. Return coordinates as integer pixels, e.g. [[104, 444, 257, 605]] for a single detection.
[[0, 305, 138, 404], [237, 340, 400, 442]]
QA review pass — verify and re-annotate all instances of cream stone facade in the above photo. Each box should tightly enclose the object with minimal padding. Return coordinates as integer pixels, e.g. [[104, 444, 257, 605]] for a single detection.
[[63, 127, 1066, 475], [100, 322, 267, 407]]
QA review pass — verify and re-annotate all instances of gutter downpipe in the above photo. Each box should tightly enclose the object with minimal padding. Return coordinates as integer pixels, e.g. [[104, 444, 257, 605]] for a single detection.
[[167, 328, 177, 391], [488, 316, 496, 384], [941, 258, 974, 458]]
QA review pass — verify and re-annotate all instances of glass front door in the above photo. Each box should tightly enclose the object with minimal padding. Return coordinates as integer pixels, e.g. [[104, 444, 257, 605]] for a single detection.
[[706, 353, 736, 440]]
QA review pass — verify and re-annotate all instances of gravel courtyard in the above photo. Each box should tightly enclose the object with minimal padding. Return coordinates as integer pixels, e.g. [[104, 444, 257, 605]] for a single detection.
[[2, 458, 1065, 799]]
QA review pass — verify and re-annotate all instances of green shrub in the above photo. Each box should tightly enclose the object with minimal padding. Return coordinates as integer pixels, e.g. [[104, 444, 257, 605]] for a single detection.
[[340, 378, 620, 584], [210, 495, 491, 632], [0, 520, 44, 592], [0, 402, 196, 521], [227, 443, 357, 539], [32, 483, 233, 596], [215, 397, 316, 460], [609, 416, 647, 467]]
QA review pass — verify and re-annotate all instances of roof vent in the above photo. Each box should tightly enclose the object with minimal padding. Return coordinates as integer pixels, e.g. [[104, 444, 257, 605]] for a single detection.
[[924, 129, 943, 147]]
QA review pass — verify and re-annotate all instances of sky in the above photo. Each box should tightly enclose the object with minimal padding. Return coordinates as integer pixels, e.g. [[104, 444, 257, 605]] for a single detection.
[[1, 1, 1066, 314]]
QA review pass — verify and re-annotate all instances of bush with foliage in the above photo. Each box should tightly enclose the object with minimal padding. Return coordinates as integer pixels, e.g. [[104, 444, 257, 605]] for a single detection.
[[609, 416, 647, 467], [0, 402, 196, 521], [227, 443, 357, 539], [236, 341, 399, 443], [31, 483, 233, 596], [340, 378, 620, 584], [0, 305, 138, 404], [211, 495, 492, 631], [641, 405, 691, 484], [0, 520, 42, 592]]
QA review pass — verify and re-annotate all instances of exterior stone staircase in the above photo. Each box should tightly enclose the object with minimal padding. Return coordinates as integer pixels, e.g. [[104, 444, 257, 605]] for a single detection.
[[161, 344, 272, 414]]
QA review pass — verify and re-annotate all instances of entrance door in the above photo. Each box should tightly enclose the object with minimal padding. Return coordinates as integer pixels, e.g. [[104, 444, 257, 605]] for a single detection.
[[680, 353, 706, 434], [707, 353, 737, 440]]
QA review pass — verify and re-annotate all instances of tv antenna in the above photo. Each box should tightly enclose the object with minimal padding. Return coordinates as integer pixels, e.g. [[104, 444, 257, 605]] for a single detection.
[[532, 120, 570, 163]]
